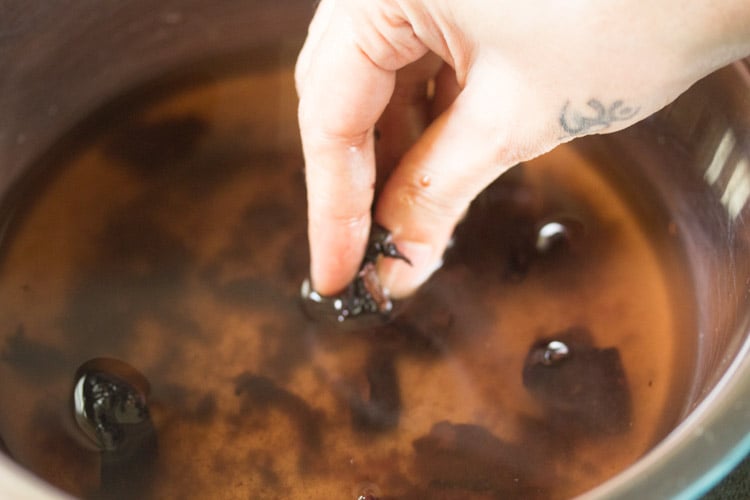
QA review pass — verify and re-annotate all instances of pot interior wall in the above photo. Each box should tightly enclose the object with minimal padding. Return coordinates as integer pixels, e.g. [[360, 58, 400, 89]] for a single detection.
[[0, 0, 312, 196], [605, 65, 750, 406]]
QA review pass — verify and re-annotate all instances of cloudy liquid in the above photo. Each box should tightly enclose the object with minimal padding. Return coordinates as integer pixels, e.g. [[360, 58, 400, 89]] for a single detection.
[[0, 55, 696, 499]]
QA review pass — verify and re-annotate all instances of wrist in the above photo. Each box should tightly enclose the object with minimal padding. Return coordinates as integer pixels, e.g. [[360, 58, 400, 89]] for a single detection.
[[690, 0, 750, 72]]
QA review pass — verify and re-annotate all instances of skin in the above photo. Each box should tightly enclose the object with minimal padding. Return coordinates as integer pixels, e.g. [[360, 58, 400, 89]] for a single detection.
[[296, 0, 750, 298]]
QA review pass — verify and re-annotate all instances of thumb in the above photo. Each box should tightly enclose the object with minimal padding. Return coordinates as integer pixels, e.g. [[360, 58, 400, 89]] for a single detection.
[[375, 73, 560, 297]]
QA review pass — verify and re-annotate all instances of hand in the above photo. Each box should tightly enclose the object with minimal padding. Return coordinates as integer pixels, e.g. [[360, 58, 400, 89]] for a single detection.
[[296, 0, 750, 298]]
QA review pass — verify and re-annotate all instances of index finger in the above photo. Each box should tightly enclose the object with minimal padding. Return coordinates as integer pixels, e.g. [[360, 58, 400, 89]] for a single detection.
[[296, 0, 427, 295]]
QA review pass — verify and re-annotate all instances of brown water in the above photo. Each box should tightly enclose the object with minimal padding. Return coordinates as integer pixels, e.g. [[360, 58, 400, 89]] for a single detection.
[[0, 57, 696, 499]]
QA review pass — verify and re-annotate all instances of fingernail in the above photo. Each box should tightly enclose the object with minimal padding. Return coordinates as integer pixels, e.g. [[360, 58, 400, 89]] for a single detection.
[[377, 240, 441, 298]]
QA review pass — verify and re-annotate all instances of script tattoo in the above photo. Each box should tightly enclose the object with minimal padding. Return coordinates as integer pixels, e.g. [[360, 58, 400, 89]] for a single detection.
[[559, 99, 640, 137]]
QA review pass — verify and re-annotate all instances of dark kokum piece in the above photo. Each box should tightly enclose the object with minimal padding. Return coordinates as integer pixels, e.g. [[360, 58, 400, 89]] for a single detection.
[[97, 430, 158, 500], [73, 358, 151, 451], [72, 358, 157, 500], [349, 350, 401, 433], [234, 372, 323, 468], [522, 327, 632, 434], [300, 223, 411, 326], [363, 223, 411, 264], [412, 421, 547, 497]]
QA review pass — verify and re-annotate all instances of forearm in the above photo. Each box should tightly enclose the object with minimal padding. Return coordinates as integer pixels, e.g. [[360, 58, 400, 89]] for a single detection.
[[711, 0, 750, 47]]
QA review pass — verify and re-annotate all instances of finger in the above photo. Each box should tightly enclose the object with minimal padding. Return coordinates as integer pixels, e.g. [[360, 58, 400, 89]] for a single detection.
[[375, 69, 560, 297], [294, 0, 336, 95], [297, 2, 428, 295], [299, 38, 389, 295]]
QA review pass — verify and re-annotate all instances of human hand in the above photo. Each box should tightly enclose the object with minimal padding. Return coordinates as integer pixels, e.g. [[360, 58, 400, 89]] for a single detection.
[[296, 0, 750, 298]]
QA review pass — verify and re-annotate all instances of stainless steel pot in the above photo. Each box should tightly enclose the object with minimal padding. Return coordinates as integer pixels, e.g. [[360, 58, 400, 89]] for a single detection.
[[0, 1, 749, 498]]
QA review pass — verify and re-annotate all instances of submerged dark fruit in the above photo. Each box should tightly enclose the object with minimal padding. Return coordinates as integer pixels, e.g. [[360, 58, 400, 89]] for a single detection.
[[301, 223, 411, 325], [233, 372, 323, 469], [411, 421, 549, 498], [522, 327, 632, 434], [73, 358, 152, 452], [349, 350, 401, 433], [72, 358, 157, 499]]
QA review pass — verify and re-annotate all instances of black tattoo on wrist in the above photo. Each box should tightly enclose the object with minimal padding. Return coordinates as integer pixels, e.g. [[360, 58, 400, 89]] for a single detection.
[[559, 99, 640, 137]]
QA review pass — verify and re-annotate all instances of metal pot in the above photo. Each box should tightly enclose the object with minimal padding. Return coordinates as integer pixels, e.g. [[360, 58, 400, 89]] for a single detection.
[[0, 1, 748, 498]]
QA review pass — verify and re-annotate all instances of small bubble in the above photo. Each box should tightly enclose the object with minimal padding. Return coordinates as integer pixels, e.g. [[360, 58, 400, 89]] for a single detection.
[[536, 222, 567, 252], [419, 174, 431, 188], [535, 217, 584, 254], [354, 481, 381, 500], [542, 340, 569, 365]]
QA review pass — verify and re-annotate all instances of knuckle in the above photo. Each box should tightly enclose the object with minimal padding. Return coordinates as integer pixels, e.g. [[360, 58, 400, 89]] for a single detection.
[[308, 208, 370, 235], [301, 128, 371, 163], [487, 124, 557, 170], [308, 185, 374, 224], [327, 210, 370, 229], [351, 1, 427, 71], [297, 92, 371, 149]]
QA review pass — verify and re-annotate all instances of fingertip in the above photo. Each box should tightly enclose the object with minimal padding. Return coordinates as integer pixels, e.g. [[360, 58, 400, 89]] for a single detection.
[[377, 238, 444, 298], [308, 214, 371, 296]]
